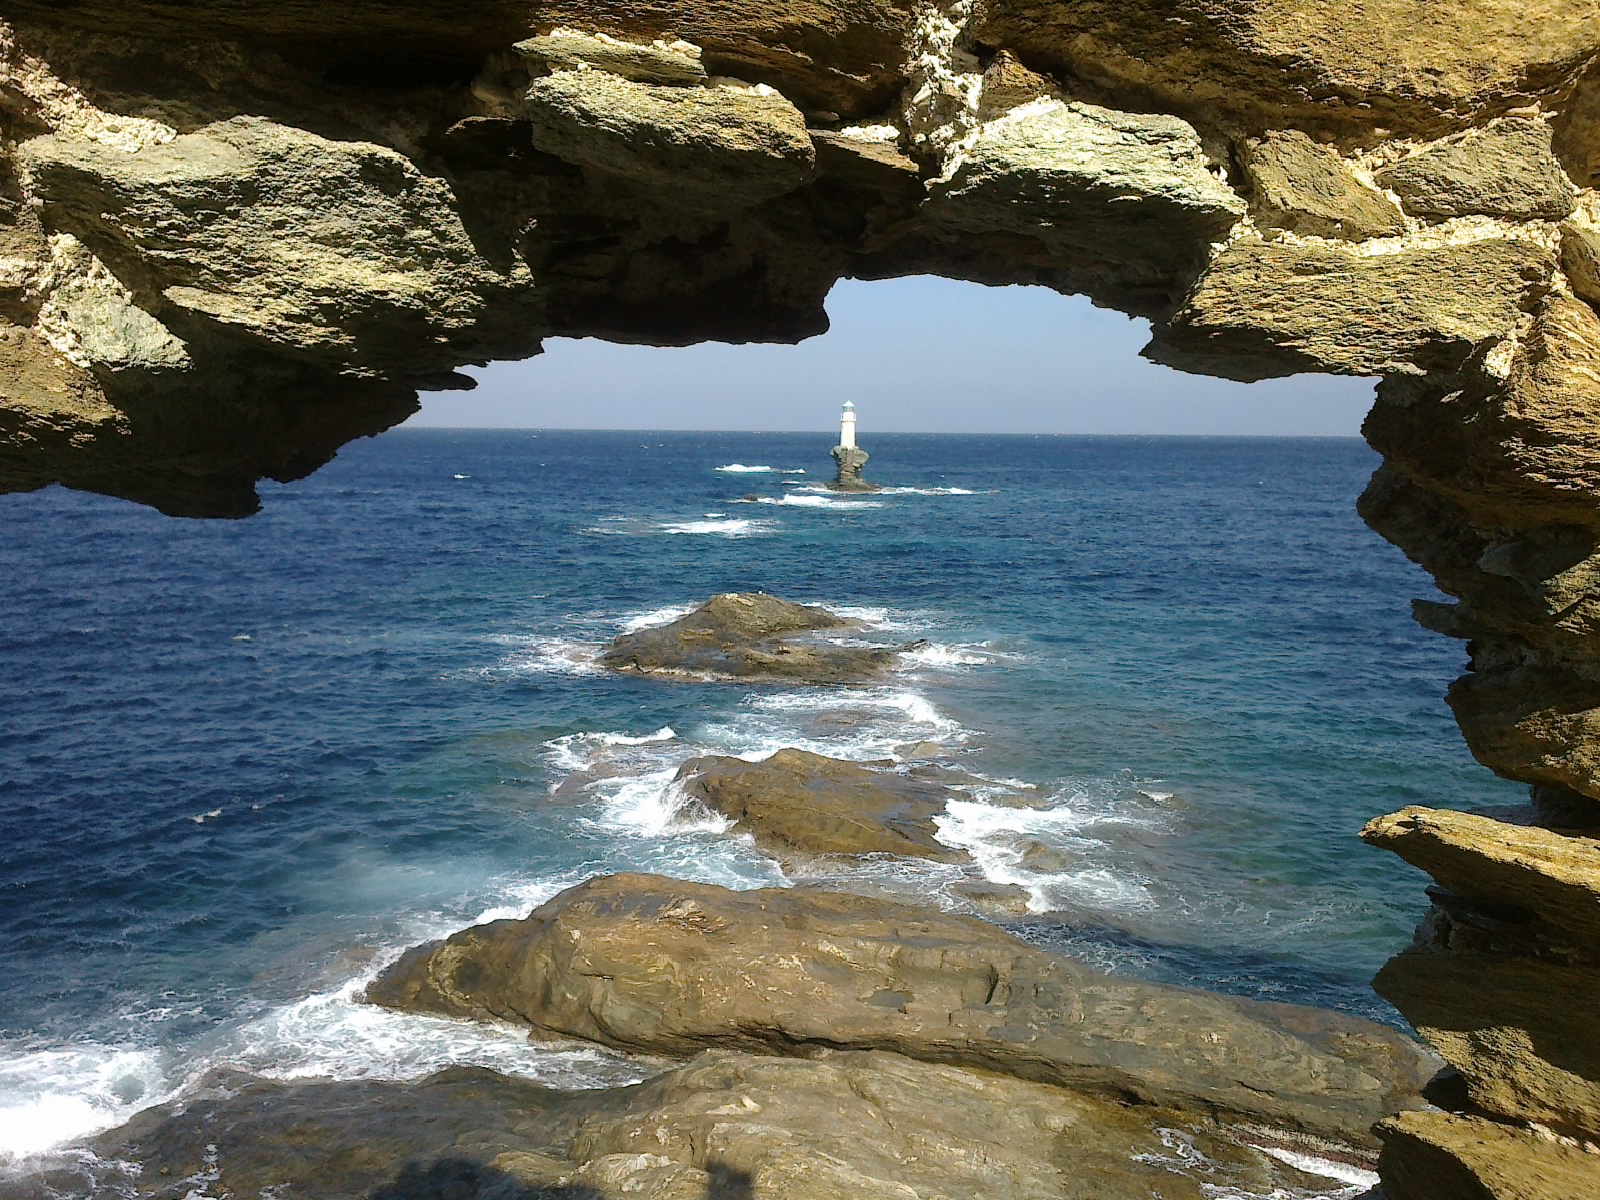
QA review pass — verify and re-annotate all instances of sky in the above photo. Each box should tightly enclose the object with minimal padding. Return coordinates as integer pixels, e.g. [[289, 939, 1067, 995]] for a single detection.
[[407, 274, 1374, 435]]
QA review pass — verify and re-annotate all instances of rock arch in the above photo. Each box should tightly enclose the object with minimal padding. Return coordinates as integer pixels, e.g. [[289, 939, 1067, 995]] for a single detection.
[[3, 3, 1600, 1192]]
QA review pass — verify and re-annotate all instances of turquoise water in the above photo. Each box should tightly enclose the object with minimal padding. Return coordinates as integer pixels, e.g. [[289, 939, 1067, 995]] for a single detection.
[[0, 430, 1518, 1168]]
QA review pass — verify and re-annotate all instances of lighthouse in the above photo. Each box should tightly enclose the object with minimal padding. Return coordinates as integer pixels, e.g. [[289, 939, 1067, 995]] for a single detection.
[[829, 400, 876, 492]]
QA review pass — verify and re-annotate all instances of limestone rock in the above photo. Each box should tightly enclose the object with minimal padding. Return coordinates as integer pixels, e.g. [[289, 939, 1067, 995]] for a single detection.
[[20, 116, 524, 375], [1376, 1109, 1600, 1200], [525, 0, 917, 117], [1447, 665, 1600, 799], [1364, 296, 1600, 529], [929, 99, 1246, 301], [1375, 950, 1600, 1139], [675, 747, 964, 861], [1240, 130, 1406, 240], [1377, 119, 1578, 223], [33, 234, 188, 374], [969, 0, 1600, 141], [366, 873, 1435, 1145], [978, 50, 1057, 118], [516, 29, 707, 86], [597, 592, 900, 683], [562, 1050, 1329, 1200], [1156, 236, 1553, 380], [1561, 197, 1600, 309], [524, 70, 815, 207], [1361, 806, 1600, 948], [11, 1052, 1342, 1200]]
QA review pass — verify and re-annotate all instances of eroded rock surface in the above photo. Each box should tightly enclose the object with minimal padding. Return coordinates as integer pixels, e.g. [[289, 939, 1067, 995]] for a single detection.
[[11, 1052, 1345, 1200], [366, 872, 1434, 1146], [597, 592, 901, 683], [674, 747, 966, 860]]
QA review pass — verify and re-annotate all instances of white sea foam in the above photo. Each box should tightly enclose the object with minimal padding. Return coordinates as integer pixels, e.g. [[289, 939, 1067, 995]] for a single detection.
[[0, 1044, 172, 1162], [480, 635, 604, 677], [900, 642, 994, 668], [590, 768, 730, 837], [618, 604, 694, 634], [746, 493, 884, 509], [659, 517, 773, 537], [190, 808, 223, 824], [935, 793, 1157, 914], [713, 463, 804, 474], [545, 726, 678, 773], [1251, 1146, 1380, 1190], [874, 485, 982, 496], [220, 969, 644, 1092]]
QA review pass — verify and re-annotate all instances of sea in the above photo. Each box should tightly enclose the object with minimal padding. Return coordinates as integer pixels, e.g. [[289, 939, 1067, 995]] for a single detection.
[[0, 430, 1520, 1182]]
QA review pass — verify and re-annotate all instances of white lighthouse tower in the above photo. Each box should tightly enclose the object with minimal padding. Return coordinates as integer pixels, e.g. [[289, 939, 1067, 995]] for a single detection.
[[829, 400, 875, 492]]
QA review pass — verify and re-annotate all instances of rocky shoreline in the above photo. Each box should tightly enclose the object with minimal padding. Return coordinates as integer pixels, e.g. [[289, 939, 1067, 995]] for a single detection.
[[3, 593, 1452, 1199]]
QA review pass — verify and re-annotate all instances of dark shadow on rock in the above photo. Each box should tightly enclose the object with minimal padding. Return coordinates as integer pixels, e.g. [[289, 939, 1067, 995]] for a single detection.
[[372, 1157, 605, 1200], [705, 1162, 754, 1200]]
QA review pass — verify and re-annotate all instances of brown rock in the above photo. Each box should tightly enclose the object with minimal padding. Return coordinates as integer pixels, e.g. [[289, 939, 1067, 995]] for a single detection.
[[1561, 206, 1600, 310], [9, 1052, 1345, 1200], [1377, 119, 1577, 223], [1363, 296, 1600, 529], [366, 872, 1436, 1145], [1375, 950, 1600, 1139], [969, 0, 1600, 141], [1376, 1108, 1600, 1200], [1448, 667, 1600, 800], [1241, 130, 1406, 240], [675, 747, 964, 861], [1155, 236, 1553, 381], [523, 71, 816, 208], [1361, 806, 1600, 948], [978, 50, 1057, 118], [597, 592, 901, 683]]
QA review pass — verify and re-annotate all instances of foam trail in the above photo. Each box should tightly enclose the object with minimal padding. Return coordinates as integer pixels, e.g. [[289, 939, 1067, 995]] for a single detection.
[[901, 642, 993, 667], [659, 518, 771, 538], [713, 464, 776, 473], [0, 1045, 171, 1161], [545, 726, 678, 772], [934, 796, 1155, 913], [618, 605, 694, 634], [592, 768, 731, 837]]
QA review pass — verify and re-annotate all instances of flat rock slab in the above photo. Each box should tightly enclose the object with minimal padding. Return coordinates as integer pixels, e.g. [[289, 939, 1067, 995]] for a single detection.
[[675, 747, 966, 861], [11, 1051, 1345, 1200], [366, 873, 1435, 1147], [598, 592, 901, 683], [1362, 805, 1600, 948]]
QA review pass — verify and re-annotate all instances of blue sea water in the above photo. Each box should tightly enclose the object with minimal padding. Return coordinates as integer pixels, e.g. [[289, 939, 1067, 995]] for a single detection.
[[0, 430, 1520, 1169]]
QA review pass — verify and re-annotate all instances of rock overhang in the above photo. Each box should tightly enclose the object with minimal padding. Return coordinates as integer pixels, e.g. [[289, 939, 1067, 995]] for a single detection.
[[5, 5, 1600, 1194]]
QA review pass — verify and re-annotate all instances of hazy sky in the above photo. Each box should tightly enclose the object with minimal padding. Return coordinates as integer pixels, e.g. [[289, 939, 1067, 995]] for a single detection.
[[408, 275, 1374, 435]]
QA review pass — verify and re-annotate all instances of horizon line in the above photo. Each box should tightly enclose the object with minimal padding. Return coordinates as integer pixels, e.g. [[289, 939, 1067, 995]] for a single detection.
[[395, 426, 1368, 439]]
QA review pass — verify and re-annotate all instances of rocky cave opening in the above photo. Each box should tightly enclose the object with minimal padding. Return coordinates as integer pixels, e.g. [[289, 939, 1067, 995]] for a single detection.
[[4, 2, 1600, 1194]]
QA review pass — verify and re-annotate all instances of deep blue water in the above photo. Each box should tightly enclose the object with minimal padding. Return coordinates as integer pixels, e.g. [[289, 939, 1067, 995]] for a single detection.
[[0, 430, 1519, 1164]]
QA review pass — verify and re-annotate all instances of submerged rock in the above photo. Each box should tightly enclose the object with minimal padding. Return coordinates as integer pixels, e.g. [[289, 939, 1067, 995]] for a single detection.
[[675, 747, 964, 861], [597, 592, 901, 683], [14, 1051, 1345, 1200], [366, 872, 1435, 1146]]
